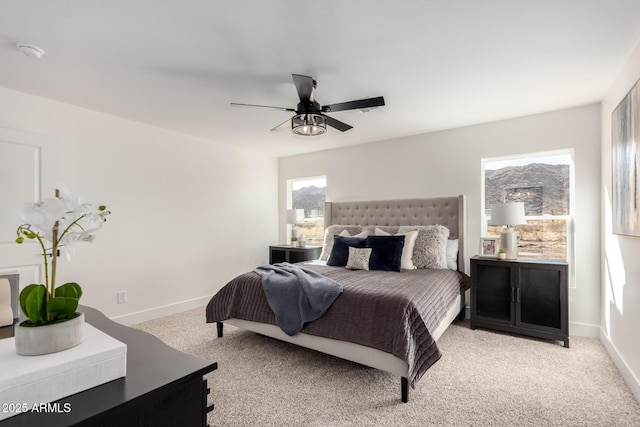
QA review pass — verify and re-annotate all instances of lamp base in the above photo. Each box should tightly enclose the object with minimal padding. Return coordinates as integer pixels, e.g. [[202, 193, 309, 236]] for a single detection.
[[500, 226, 518, 260]]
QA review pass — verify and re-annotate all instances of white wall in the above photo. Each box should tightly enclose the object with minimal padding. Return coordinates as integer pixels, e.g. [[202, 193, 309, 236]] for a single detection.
[[279, 103, 602, 336], [600, 40, 640, 401], [0, 87, 278, 324]]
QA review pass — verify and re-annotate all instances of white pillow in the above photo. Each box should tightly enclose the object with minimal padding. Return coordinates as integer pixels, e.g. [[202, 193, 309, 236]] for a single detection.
[[374, 227, 418, 270], [319, 226, 368, 261], [340, 229, 369, 238], [446, 239, 459, 270]]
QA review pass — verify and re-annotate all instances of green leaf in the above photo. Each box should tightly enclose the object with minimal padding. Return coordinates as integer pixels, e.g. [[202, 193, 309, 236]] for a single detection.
[[19, 284, 38, 315], [20, 284, 47, 324], [55, 282, 83, 300], [48, 297, 79, 320]]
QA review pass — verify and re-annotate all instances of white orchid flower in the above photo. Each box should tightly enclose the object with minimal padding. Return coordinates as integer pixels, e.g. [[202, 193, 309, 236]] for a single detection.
[[19, 197, 65, 227], [19, 197, 67, 243], [58, 188, 84, 214], [15, 186, 111, 295]]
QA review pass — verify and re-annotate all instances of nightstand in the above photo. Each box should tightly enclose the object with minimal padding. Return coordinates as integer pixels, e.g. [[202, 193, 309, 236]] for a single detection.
[[470, 256, 569, 347], [269, 245, 322, 264]]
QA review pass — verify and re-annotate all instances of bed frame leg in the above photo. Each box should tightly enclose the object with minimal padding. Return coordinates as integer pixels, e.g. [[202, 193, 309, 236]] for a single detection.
[[217, 321, 224, 338], [401, 377, 409, 403], [458, 291, 466, 320]]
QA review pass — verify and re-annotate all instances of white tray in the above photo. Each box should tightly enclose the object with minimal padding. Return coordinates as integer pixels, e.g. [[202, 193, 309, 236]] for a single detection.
[[0, 323, 127, 420]]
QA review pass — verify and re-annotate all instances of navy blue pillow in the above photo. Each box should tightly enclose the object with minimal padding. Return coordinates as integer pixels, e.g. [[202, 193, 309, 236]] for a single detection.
[[327, 235, 367, 267], [365, 235, 405, 272]]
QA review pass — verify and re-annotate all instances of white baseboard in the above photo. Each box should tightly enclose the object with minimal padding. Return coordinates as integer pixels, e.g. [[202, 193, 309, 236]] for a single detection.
[[110, 295, 213, 326], [600, 328, 640, 403], [462, 307, 600, 339], [569, 320, 600, 338]]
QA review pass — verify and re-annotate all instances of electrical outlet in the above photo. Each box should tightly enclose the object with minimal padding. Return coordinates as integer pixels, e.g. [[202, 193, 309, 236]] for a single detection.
[[117, 291, 127, 304]]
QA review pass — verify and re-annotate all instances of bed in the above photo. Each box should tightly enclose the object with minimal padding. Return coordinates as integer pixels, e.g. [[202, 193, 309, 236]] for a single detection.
[[206, 195, 468, 402]]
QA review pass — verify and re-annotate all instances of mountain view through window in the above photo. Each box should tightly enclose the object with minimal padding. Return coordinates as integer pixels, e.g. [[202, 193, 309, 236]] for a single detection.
[[484, 153, 573, 260], [291, 177, 326, 246]]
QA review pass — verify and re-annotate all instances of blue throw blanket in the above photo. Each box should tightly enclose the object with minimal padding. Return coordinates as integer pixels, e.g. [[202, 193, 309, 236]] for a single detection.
[[254, 262, 343, 336]]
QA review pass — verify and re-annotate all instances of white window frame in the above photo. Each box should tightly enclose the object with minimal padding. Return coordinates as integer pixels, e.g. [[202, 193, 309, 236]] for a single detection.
[[286, 175, 327, 243], [481, 149, 576, 288]]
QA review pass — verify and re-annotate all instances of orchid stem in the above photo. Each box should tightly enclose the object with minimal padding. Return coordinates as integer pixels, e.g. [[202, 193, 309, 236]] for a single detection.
[[33, 232, 49, 293]]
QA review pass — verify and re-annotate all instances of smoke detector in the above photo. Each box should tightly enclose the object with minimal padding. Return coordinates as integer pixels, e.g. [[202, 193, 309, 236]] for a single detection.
[[17, 43, 44, 59]]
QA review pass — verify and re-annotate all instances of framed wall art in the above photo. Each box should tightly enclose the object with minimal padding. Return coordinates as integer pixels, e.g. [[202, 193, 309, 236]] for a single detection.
[[612, 77, 640, 237]]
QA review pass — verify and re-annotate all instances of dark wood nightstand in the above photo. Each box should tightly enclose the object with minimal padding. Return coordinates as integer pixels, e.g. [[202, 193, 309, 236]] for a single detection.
[[470, 256, 569, 347], [269, 245, 322, 264]]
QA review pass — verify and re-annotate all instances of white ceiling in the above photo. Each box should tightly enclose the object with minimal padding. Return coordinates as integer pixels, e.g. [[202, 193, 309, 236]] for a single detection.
[[1, 1, 639, 157]]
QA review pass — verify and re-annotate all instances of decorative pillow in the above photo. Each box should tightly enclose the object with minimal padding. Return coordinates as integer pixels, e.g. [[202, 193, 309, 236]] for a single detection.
[[365, 235, 405, 272], [398, 225, 450, 269], [446, 239, 459, 270], [319, 225, 366, 261], [340, 229, 369, 238], [327, 235, 367, 267], [346, 247, 372, 270], [366, 225, 400, 235], [374, 227, 418, 270]]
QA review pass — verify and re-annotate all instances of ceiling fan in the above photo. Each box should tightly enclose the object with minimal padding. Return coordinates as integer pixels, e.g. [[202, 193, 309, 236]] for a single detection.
[[231, 74, 385, 136]]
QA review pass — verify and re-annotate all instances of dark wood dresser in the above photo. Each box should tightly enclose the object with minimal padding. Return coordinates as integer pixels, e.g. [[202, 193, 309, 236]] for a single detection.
[[470, 256, 569, 347], [0, 306, 217, 426]]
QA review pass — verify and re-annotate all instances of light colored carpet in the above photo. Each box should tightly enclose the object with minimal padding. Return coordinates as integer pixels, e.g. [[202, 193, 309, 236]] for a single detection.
[[134, 308, 640, 426]]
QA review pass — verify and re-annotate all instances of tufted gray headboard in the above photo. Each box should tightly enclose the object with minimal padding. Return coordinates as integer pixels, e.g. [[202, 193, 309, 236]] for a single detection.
[[324, 195, 466, 273]]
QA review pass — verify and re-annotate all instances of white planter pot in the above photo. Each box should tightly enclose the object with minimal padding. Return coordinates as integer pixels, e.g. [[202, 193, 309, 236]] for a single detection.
[[14, 312, 85, 356]]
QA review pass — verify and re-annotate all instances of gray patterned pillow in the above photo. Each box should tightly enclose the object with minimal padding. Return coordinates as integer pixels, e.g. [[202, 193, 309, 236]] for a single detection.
[[398, 225, 450, 269], [346, 247, 372, 270]]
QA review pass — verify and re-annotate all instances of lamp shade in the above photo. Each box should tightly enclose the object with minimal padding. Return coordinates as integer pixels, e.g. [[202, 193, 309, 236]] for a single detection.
[[489, 202, 526, 226], [286, 209, 297, 225], [286, 209, 304, 224]]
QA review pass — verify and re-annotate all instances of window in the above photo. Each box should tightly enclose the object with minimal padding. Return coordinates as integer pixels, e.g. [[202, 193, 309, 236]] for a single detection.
[[287, 176, 326, 246], [482, 151, 574, 268]]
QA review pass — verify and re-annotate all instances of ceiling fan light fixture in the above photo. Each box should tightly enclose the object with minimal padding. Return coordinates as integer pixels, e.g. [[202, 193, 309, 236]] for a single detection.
[[292, 113, 326, 136]]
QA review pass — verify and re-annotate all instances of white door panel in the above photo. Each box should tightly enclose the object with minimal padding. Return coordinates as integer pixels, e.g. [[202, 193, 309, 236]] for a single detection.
[[0, 127, 62, 289]]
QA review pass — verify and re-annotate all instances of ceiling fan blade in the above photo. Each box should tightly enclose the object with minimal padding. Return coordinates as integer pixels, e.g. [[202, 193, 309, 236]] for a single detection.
[[292, 74, 315, 103], [322, 96, 385, 113], [270, 118, 292, 132], [322, 114, 353, 132], [230, 102, 295, 112]]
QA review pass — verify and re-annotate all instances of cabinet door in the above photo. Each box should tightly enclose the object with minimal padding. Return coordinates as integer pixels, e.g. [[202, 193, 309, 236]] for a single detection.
[[270, 248, 287, 264], [516, 265, 563, 330], [289, 250, 309, 263], [474, 263, 513, 323]]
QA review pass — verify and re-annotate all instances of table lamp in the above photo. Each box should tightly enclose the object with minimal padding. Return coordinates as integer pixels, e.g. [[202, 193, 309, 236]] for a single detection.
[[489, 202, 526, 260], [286, 209, 303, 245]]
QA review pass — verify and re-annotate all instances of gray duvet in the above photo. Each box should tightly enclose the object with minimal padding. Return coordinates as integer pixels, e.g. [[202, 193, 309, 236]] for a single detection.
[[206, 263, 470, 387]]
